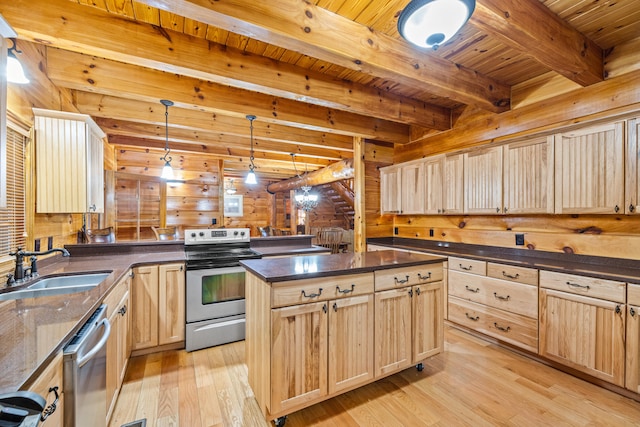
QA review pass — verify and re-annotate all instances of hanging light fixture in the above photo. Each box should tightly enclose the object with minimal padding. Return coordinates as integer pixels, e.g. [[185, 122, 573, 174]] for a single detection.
[[397, 0, 475, 50], [245, 115, 257, 185], [225, 179, 237, 195], [6, 38, 29, 84], [290, 153, 319, 212], [160, 99, 174, 180]]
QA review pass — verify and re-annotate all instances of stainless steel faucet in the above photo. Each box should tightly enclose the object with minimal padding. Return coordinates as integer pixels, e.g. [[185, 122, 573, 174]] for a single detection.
[[7, 247, 71, 285]]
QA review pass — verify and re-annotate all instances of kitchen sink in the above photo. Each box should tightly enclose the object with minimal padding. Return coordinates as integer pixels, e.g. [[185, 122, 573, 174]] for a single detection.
[[0, 272, 111, 301]]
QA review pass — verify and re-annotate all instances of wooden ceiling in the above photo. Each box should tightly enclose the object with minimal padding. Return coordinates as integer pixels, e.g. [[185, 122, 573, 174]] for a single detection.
[[3, 0, 640, 180]]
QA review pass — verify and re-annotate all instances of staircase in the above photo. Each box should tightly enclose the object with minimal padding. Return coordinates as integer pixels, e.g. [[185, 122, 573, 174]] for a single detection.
[[317, 180, 354, 229]]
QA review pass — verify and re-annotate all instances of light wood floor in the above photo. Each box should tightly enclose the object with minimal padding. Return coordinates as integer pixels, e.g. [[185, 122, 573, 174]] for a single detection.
[[109, 326, 640, 427]]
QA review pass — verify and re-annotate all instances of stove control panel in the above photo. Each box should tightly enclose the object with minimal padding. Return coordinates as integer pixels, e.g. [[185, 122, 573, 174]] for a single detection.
[[184, 227, 250, 245]]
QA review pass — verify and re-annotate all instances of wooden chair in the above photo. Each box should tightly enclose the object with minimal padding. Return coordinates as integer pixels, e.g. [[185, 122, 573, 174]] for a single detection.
[[152, 226, 179, 241], [316, 228, 344, 254], [85, 226, 115, 243]]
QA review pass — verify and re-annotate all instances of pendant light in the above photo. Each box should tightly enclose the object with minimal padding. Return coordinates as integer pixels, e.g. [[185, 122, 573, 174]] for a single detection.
[[6, 38, 29, 84], [398, 0, 475, 50], [245, 115, 257, 185], [290, 153, 319, 211], [160, 99, 174, 180]]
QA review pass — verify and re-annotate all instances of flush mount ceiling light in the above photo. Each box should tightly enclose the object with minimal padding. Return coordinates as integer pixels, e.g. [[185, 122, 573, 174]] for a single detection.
[[245, 115, 257, 185], [397, 0, 475, 50], [160, 99, 174, 180], [6, 38, 29, 84], [290, 153, 319, 212]]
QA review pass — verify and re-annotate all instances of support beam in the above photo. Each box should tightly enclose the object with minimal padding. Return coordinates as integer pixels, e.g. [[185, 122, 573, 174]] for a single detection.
[[137, 0, 511, 113], [471, 0, 603, 86], [267, 159, 354, 193], [353, 137, 365, 253]]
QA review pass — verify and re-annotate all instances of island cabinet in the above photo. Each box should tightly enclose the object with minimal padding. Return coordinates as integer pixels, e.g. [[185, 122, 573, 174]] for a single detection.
[[539, 270, 626, 387], [131, 263, 185, 352], [105, 271, 131, 423], [21, 352, 64, 427], [244, 252, 444, 425], [447, 257, 539, 353], [626, 284, 640, 393]]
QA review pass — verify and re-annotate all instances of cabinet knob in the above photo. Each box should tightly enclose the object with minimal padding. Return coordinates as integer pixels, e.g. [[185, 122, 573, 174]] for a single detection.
[[496, 207, 500, 213], [88, 204, 97, 212], [614, 205, 620, 213], [630, 204, 636, 213]]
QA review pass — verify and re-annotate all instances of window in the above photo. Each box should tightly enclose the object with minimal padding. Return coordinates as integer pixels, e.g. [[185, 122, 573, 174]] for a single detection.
[[0, 125, 26, 263]]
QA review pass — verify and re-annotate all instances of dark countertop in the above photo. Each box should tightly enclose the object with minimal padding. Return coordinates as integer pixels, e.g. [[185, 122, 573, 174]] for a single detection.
[[250, 234, 331, 256], [0, 248, 185, 394], [241, 250, 445, 283], [367, 237, 640, 284]]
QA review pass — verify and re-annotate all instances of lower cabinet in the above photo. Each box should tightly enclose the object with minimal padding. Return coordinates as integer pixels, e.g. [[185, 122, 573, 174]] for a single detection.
[[105, 271, 131, 423], [539, 271, 626, 387], [625, 284, 640, 393], [22, 352, 64, 427], [132, 263, 185, 351]]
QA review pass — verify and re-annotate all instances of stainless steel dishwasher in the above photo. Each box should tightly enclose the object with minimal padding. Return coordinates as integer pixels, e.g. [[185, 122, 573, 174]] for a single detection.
[[63, 304, 110, 427]]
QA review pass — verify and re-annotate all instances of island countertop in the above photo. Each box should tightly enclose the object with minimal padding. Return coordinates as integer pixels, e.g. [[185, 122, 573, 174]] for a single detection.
[[240, 250, 445, 282]]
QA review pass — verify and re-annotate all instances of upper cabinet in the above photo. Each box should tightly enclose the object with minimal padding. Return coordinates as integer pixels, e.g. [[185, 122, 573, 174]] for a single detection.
[[442, 154, 464, 215], [400, 160, 425, 215], [34, 108, 106, 213], [380, 164, 402, 214], [625, 117, 640, 214], [554, 121, 624, 214], [503, 136, 555, 214], [424, 155, 444, 215], [464, 146, 503, 215]]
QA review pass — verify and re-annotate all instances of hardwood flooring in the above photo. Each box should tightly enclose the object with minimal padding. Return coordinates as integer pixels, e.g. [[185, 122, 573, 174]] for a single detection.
[[109, 326, 640, 427]]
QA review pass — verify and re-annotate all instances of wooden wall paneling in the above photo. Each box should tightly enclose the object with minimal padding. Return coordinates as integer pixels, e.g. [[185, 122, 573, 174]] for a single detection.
[[216, 160, 224, 227]]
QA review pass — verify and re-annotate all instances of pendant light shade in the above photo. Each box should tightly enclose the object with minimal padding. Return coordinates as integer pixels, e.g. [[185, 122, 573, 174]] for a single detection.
[[398, 0, 475, 50], [160, 99, 174, 179], [245, 115, 257, 185], [6, 39, 29, 84]]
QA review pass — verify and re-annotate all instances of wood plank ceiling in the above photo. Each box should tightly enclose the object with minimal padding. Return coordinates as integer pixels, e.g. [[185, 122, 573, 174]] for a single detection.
[[2, 0, 640, 180]]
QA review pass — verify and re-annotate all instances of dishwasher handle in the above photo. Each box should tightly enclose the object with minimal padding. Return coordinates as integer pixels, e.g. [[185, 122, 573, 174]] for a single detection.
[[77, 318, 111, 368]]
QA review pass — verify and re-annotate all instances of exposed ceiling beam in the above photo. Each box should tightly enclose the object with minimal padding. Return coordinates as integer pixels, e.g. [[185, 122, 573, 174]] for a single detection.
[[267, 159, 354, 193], [471, 0, 603, 86], [136, 0, 511, 113], [0, 0, 451, 130], [73, 92, 355, 151], [45, 48, 410, 143]]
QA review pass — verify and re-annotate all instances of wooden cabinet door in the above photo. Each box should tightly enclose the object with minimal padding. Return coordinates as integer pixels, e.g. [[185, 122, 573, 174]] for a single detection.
[[539, 288, 625, 386], [271, 301, 328, 414], [503, 136, 554, 214], [328, 294, 375, 394], [412, 282, 444, 362], [424, 155, 444, 214], [380, 165, 402, 214], [159, 263, 185, 345], [86, 126, 105, 213], [442, 153, 464, 214], [131, 265, 159, 350], [625, 117, 640, 214], [626, 304, 640, 393], [555, 121, 624, 214], [374, 288, 412, 377], [400, 161, 425, 214], [464, 146, 503, 214]]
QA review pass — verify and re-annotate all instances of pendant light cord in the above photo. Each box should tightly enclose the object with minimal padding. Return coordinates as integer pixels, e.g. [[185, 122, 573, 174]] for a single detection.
[[160, 99, 174, 163], [247, 115, 256, 172]]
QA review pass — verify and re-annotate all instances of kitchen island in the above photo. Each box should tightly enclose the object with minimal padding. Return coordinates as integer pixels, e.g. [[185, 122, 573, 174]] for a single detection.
[[241, 250, 445, 425]]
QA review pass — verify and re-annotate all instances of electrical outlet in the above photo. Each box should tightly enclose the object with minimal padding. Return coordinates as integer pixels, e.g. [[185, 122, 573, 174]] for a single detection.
[[48, 236, 53, 250], [211, 218, 217, 225], [394, 227, 399, 235], [515, 233, 525, 246], [429, 228, 434, 237], [34, 239, 40, 252]]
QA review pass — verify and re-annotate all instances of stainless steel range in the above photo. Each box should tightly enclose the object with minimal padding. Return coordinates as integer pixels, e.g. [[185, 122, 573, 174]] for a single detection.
[[184, 227, 261, 352]]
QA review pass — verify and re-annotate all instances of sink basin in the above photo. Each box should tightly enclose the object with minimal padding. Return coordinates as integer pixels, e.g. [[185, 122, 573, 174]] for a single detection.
[[0, 273, 110, 301]]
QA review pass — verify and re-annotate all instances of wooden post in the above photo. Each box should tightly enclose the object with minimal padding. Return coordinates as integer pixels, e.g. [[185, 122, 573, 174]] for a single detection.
[[353, 136, 365, 252], [216, 159, 224, 227], [289, 190, 297, 234]]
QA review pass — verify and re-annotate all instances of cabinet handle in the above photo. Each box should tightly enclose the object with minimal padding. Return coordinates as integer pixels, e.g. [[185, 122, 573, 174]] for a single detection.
[[40, 386, 59, 422], [437, 209, 441, 214], [615, 205, 620, 213], [493, 292, 510, 301], [333, 302, 338, 312], [336, 284, 355, 294], [493, 322, 511, 332], [630, 204, 636, 213], [615, 305, 621, 315], [566, 281, 590, 290], [301, 288, 323, 298], [408, 288, 413, 297], [504, 207, 508, 213], [502, 271, 519, 280], [394, 275, 410, 284], [496, 207, 500, 213], [119, 304, 127, 316], [631, 307, 637, 317], [465, 286, 480, 293], [417, 272, 432, 281], [465, 313, 479, 321], [88, 204, 97, 212], [322, 304, 327, 313], [415, 287, 421, 296], [459, 264, 472, 271], [180, 265, 184, 272]]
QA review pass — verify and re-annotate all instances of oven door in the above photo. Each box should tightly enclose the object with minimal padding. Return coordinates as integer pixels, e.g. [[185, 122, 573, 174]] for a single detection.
[[186, 266, 246, 323]]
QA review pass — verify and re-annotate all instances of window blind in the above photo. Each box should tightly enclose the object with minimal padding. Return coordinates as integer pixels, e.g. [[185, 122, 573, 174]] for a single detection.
[[0, 126, 26, 261]]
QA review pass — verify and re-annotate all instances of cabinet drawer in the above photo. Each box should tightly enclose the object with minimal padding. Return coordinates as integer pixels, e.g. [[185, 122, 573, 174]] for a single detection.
[[104, 274, 130, 318], [448, 296, 538, 352], [374, 264, 443, 291], [272, 273, 373, 308], [448, 257, 486, 275], [487, 263, 538, 286], [540, 271, 625, 303], [629, 284, 640, 306], [448, 270, 538, 318]]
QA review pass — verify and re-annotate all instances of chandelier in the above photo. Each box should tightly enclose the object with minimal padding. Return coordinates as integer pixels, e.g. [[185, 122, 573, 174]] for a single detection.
[[290, 154, 319, 211]]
